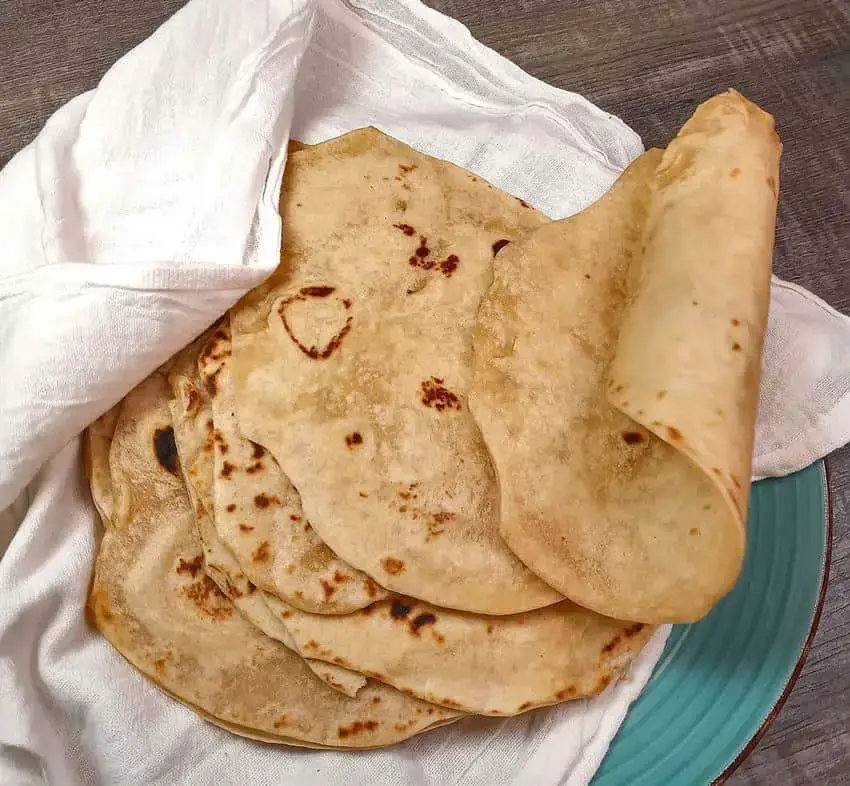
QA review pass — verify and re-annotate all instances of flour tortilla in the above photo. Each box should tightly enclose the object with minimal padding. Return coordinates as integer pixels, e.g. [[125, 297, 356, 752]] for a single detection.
[[166, 337, 368, 697], [88, 372, 460, 747], [470, 91, 780, 623], [229, 127, 561, 614], [268, 592, 654, 716], [197, 320, 385, 614], [84, 406, 120, 526]]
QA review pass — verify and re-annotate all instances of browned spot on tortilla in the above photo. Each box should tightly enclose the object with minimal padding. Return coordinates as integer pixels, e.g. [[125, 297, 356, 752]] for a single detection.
[[612, 384, 625, 394], [279, 609, 292, 619], [517, 701, 533, 711], [731, 318, 740, 326], [254, 493, 280, 509], [153, 656, 168, 674], [426, 510, 455, 540], [298, 286, 334, 298], [410, 613, 436, 634], [238, 523, 254, 533], [690, 527, 700, 536], [438, 255, 460, 277], [438, 697, 462, 709], [692, 300, 699, 306], [273, 715, 288, 729], [277, 288, 353, 361], [767, 175, 777, 195], [712, 467, 722, 475], [153, 427, 179, 476], [732, 342, 742, 351], [182, 575, 232, 621], [246, 461, 264, 475], [337, 720, 379, 738], [730, 167, 741, 178], [656, 389, 667, 399], [176, 555, 204, 578], [622, 431, 644, 445], [556, 686, 577, 700], [304, 640, 318, 650], [596, 674, 613, 692], [395, 199, 407, 212], [225, 503, 236, 513], [492, 239, 511, 256], [247, 581, 256, 594], [225, 579, 243, 598], [321, 580, 336, 600], [220, 461, 235, 478], [390, 601, 410, 619], [345, 432, 363, 448], [249, 442, 265, 459], [252, 541, 271, 563], [371, 696, 381, 705], [332, 656, 346, 666], [333, 571, 350, 584], [399, 164, 416, 174], [486, 623, 494, 635], [359, 491, 369, 498], [393, 223, 416, 236], [421, 377, 461, 411], [184, 385, 200, 413], [666, 426, 683, 442], [382, 557, 405, 575], [365, 577, 381, 597], [516, 197, 530, 208], [731, 475, 742, 490]]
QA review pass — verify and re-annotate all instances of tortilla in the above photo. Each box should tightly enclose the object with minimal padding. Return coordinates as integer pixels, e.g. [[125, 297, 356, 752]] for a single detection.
[[197, 321, 385, 614], [84, 406, 121, 526], [88, 371, 460, 747], [229, 127, 561, 614], [166, 337, 369, 697], [268, 592, 654, 716], [469, 91, 780, 623]]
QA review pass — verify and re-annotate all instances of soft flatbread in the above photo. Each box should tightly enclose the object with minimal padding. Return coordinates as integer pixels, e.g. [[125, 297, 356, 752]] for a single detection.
[[88, 372, 460, 747], [166, 337, 369, 697], [197, 321, 385, 614], [229, 127, 561, 614], [469, 91, 780, 623], [269, 592, 654, 716]]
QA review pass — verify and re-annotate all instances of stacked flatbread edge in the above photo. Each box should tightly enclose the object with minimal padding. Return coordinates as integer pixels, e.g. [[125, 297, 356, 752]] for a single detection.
[[83, 89, 780, 748]]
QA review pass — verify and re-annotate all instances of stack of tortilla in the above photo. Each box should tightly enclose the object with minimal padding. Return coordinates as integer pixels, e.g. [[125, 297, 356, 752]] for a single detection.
[[84, 90, 781, 748]]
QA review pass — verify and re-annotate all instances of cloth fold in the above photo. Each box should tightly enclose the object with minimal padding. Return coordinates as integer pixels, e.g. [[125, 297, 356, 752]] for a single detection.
[[0, 1, 847, 784]]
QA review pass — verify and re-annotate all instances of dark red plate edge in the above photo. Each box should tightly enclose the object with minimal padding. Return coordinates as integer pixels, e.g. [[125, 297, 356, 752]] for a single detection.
[[713, 458, 834, 784]]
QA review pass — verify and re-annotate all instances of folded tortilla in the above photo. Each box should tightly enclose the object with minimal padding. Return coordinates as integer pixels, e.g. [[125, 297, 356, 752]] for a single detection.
[[470, 90, 780, 623]]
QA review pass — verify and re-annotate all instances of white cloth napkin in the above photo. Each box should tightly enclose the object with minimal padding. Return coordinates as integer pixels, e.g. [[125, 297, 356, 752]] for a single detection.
[[0, 1, 847, 784]]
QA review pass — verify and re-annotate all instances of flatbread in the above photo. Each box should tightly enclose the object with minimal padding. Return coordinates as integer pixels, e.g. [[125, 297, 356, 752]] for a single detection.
[[229, 127, 561, 614], [84, 406, 120, 526], [197, 321, 385, 613], [469, 91, 780, 623], [166, 337, 368, 697], [269, 592, 654, 716], [88, 372, 460, 747]]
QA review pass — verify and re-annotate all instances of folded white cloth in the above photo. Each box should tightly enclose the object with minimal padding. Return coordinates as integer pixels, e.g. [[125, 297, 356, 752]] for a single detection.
[[0, 1, 847, 784]]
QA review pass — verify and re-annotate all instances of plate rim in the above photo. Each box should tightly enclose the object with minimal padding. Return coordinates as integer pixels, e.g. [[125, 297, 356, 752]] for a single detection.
[[714, 458, 834, 784]]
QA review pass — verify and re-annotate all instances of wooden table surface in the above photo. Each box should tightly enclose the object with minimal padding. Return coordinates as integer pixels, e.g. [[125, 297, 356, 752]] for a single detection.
[[1, 0, 848, 783]]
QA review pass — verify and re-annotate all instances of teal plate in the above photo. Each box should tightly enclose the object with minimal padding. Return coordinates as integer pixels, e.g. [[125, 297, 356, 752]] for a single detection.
[[594, 460, 832, 786]]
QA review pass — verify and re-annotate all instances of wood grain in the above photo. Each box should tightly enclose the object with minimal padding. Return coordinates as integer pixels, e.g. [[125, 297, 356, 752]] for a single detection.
[[0, 0, 848, 782]]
